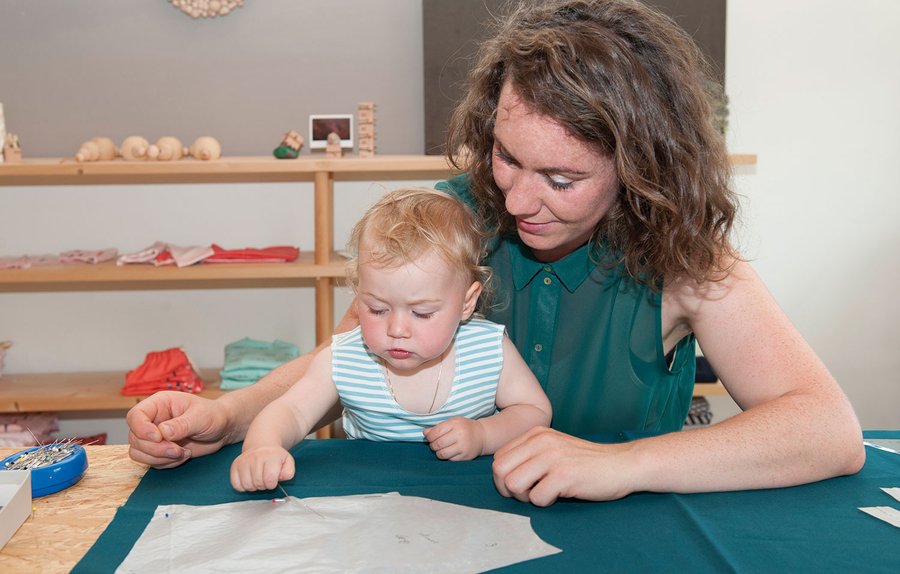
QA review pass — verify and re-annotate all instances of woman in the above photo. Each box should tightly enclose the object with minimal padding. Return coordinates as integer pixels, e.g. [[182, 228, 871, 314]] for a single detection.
[[127, 0, 864, 505]]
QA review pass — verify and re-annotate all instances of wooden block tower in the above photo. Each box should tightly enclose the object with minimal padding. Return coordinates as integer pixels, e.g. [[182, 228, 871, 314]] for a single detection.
[[357, 101, 376, 158]]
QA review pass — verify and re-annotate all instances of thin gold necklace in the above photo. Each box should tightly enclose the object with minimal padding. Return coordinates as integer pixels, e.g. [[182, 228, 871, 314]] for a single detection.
[[383, 351, 445, 414]]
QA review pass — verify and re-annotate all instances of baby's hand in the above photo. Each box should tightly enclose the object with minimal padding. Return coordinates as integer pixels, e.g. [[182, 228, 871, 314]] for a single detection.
[[424, 417, 485, 461], [230, 446, 295, 492]]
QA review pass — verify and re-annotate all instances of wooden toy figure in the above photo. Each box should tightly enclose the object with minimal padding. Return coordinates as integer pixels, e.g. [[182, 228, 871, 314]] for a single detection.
[[357, 101, 376, 158], [119, 136, 150, 161], [189, 136, 222, 161], [75, 137, 117, 162], [3, 133, 22, 163], [273, 130, 303, 159], [148, 136, 187, 161], [325, 132, 342, 158]]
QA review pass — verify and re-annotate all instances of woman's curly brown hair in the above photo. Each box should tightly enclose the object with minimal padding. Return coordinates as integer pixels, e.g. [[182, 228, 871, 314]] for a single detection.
[[447, 0, 740, 287]]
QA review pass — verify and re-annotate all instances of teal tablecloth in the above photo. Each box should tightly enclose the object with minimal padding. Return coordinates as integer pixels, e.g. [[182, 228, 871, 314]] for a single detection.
[[75, 431, 900, 573]]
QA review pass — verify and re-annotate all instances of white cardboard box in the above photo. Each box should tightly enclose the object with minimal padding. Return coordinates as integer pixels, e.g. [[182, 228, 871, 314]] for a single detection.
[[0, 470, 32, 549]]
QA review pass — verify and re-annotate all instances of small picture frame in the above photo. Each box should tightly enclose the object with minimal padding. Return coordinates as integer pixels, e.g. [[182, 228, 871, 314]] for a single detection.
[[309, 114, 354, 149]]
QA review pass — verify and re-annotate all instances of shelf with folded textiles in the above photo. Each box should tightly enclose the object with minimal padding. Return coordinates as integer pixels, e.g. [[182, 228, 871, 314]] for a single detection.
[[0, 155, 460, 346], [0, 253, 350, 292], [0, 369, 226, 413], [0, 155, 461, 434]]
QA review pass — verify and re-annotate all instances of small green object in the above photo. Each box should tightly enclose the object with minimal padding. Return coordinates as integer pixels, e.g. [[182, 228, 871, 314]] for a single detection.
[[273, 145, 299, 159]]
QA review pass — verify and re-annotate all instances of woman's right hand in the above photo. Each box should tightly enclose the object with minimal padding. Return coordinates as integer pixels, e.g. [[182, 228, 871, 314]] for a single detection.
[[126, 391, 232, 469]]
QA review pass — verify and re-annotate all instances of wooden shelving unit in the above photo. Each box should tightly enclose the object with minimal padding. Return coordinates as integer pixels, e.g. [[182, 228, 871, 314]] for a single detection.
[[0, 155, 456, 415], [0, 154, 751, 414]]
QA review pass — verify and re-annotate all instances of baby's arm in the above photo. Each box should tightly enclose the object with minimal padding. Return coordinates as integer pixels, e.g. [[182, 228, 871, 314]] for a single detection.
[[230, 347, 339, 491], [424, 336, 551, 461]]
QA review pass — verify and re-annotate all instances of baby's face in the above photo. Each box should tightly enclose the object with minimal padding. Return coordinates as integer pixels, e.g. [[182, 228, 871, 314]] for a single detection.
[[355, 249, 475, 373]]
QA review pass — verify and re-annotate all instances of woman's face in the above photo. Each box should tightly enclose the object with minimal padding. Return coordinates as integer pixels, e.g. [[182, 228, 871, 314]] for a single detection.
[[492, 81, 619, 262]]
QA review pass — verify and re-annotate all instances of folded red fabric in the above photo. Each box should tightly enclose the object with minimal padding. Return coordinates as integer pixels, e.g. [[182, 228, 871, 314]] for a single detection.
[[204, 244, 299, 263], [122, 347, 204, 396]]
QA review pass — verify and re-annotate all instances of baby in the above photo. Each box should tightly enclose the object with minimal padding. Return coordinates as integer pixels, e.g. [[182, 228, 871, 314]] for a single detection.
[[231, 187, 551, 491]]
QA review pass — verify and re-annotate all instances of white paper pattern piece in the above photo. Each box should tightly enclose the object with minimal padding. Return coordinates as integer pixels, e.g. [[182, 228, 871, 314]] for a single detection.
[[116, 492, 561, 573], [858, 506, 900, 529], [882, 487, 900, 504], [864, 439, 900, 454]]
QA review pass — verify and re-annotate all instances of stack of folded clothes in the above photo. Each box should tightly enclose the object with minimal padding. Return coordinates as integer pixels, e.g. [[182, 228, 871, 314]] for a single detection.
[[219, 338, 300, 390], [204, 245, 299, 264], [122, 347, 205, 396], [0, 413, 59, 447], [116, 243, 300, 267]]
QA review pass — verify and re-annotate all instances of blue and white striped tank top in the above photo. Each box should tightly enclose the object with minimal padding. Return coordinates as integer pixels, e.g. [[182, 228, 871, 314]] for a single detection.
[[331, 317, 505, 442]]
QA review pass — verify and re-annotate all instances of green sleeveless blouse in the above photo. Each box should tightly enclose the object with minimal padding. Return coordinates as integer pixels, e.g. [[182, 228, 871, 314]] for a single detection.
[[438, 175, 696, 434]]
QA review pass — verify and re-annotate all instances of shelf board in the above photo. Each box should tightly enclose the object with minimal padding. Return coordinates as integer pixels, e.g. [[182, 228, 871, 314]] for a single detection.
[[0, 154, 754, 186], [0, 369, 226, 413], [694, 380, 726, 396], [729, 154, 757, 166], [0, 155, 459, 185], [0, 253, 349, 292]]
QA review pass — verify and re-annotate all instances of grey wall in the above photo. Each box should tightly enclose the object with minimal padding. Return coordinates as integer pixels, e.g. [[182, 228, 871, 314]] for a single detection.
[[0, 0, 424, 157]]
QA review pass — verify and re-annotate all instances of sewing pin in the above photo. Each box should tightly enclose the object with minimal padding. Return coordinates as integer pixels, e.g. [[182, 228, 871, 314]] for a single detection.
[[277, 482, 326, 519]]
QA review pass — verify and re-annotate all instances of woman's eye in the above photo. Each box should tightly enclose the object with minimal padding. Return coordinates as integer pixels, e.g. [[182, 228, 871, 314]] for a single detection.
[[493, 146, 516, 166], [367, 307, 387, 316], [546, 175, 573, 190]]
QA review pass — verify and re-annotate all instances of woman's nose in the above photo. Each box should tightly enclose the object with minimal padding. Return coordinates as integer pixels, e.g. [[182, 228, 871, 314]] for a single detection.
[[504, 174, 539, 217]]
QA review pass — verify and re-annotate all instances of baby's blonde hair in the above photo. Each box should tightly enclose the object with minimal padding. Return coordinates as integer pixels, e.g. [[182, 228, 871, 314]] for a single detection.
[[347, 188, 493, 308]]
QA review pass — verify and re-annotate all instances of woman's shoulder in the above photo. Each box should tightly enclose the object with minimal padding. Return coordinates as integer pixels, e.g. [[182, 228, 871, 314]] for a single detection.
[[435, 173, 477, 210], [663, 257, 764, 326]]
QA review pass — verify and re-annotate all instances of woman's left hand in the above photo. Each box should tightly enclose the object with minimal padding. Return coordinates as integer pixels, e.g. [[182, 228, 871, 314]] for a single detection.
[[492, 426, 636, 506]]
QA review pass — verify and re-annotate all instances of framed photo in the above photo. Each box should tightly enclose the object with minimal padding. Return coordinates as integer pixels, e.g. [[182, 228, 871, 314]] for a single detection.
[[309, 114, 354, 149]]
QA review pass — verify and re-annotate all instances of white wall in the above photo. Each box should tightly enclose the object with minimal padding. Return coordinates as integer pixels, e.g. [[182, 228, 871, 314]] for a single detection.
[[2, 1, 898, 441], [723, 0, 900, 428]]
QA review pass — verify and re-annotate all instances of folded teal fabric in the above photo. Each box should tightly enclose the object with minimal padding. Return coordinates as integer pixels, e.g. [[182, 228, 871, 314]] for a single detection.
[[219, 338, 299, 389]]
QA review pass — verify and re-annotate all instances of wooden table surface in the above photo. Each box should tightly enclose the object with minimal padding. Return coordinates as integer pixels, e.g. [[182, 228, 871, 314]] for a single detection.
[[0, 445, 147, 574]]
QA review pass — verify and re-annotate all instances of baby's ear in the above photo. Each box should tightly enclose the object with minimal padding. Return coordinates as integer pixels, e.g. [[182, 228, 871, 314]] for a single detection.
[[461, 281, 483, 320]]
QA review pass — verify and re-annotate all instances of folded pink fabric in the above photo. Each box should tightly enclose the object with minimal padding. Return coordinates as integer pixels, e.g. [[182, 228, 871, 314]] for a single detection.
[[0, 256, 30, 269], [117, 243, 215, 267], [0, 254, 62, 268], [117, 241, 169, 266], [26, 254, 61, 266], [168, 244, 215, 267], [0, 412, 59, 446], [60, 248, 119, 264]]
